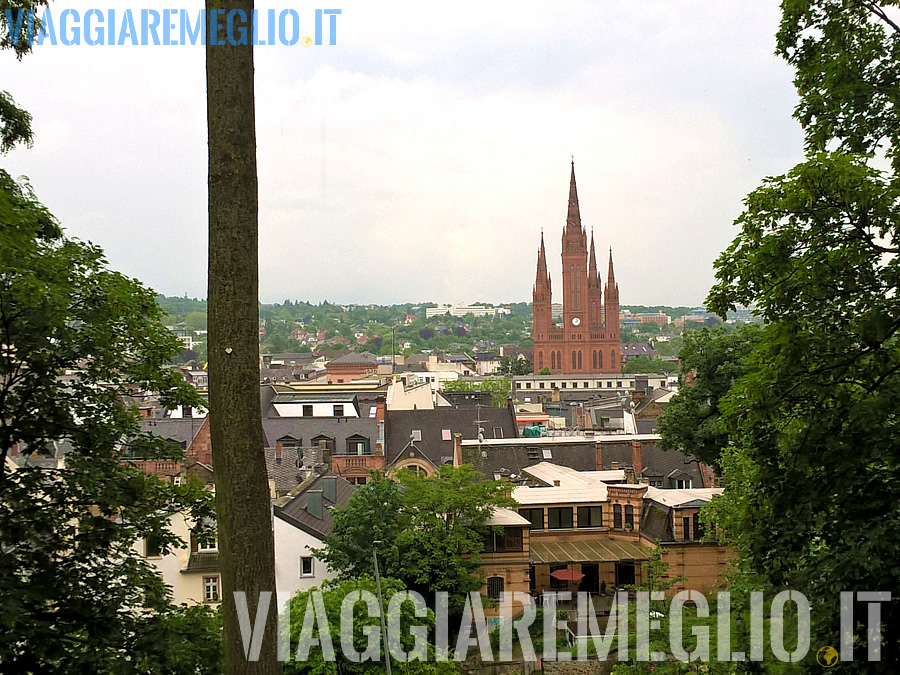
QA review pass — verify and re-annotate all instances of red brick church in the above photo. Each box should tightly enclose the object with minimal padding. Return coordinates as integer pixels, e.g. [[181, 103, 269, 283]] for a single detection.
[[532, 161, 620, 374]]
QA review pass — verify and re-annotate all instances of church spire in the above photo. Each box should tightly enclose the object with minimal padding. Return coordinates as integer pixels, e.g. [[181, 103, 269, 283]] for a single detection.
[[607, 247, 616, 285], [566, 158, 582, 232], [588, 229, 599, 288], [535, 230, 550, 287]]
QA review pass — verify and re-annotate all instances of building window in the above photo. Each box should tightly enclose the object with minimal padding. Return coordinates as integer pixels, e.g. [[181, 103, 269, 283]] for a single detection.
[[561, 382, 566, 389], [676, 479, 692, 489], [204, 576, 220, 603], [572, 382, 577, 389], [613, 504, 623, 529], [578, 351, 583, 369], [548, 507, 573, 530], [607, 381, 612, 388], [519, 508, 544, 531], [625, 505, 635, 529], [302, 404, 313, 417], [577, 506, 603, 529], [333, 404, 344, 417], [346, 436, 370, 456], [551, 351, 556, 369], [350, 476, 368, 485], [593, 350, 597, 369], [683, 516, 692, 541], [278, 435, 301, 447], [311, 435, 334, 451], [572, 351, 577, 370], [504, 528, 523, 552], [487, 576, 505, 601], [611, 351, 616, 370], [650, 479, 664, 488], [300, 556, 314, 577], [198, 533, 217, 552], [144, 534, 162, 558], [526, 382, 531, 389], [693, 512, 703, 540], [484, 527, 523, 553], [539, 351, 544, 369], [584, 382, 589, 389], [617, 381, 622, 388]]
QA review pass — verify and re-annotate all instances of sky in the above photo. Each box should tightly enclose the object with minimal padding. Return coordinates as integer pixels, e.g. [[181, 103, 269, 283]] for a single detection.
[[2, 1, 806, 307]]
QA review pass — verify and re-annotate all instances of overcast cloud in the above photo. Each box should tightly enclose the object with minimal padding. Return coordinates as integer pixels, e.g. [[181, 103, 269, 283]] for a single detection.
[[2, 0, 805, 306]]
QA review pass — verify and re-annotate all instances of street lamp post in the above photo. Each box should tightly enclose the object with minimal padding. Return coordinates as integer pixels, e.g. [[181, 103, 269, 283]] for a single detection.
[[372, 540, 392, 675]]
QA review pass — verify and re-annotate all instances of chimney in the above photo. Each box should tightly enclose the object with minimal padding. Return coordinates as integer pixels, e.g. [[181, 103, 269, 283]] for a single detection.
[[611, 461, 619, 471], [319, 439, 332, 472], [624, 466, 636, 484], [631, 440, 643, 478], [453, 432, 463, 466], [594, 442, 603, 471], [275, 442, 283, 464], [553, 480, 561, 487], [323, 475, 337, 502], [307, 490, 323, 518]]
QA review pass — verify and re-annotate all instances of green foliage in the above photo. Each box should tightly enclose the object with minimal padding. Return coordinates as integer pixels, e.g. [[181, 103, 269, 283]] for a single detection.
[[537, 366, 551, 375], [318, 466, 514, 614], [0, 173, 218, 670], [657, 325, 763, 468], [497, 355, 533, 375], [706, 153, 900, 668], [777, 0, 900, 172], [626, 542, 686, 596], [317, 472, 405, 581], [284, 576, 456, 672], [441, 378, 512, 407], [0, 90, 32, 153], [183, 311, 208, 331], [621, 355, 678, 375]]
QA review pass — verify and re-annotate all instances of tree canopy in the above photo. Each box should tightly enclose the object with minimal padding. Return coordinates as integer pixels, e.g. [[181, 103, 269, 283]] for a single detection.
[[0, 171, 221, 671], [317, 466, 515, 614], [657, 325, 763, 468]]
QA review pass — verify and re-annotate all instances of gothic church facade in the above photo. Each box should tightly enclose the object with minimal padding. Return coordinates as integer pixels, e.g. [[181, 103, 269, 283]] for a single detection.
[[532, 162, 620, 375]]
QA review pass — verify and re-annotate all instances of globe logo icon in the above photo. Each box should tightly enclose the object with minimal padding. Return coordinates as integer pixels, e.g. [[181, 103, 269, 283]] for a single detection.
[[301, 36, 313, 47], [817, 646, 839, 667]]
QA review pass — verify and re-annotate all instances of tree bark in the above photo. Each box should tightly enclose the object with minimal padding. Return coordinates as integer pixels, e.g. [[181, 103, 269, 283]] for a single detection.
[[206, 2, 278, 671]]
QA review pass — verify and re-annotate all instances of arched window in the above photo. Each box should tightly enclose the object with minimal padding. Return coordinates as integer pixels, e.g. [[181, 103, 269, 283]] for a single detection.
[[551, 351, 556, 370], [572, 351, 577, 370], [578, 351, 582, 370], [610, 350, 616, 371], [487, 576, 505, 601], [598, 350, 603, 369], [538, 351, 544, 369], [592, 350, 597, 369], [557, 351, 562, 370], [625, 505, 634, 529]]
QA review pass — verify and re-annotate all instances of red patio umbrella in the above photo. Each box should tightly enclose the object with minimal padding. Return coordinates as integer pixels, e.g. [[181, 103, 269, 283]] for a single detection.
[[549, 568, 585, 581]]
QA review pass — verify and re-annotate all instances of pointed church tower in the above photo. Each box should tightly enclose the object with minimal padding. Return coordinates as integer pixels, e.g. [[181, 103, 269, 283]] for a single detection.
[[604, 248, 620, 368], [561, 160, 588, 332], [532, 232, 552, 338], [587, 230, 602, 329], [533, 159, 622, 375]]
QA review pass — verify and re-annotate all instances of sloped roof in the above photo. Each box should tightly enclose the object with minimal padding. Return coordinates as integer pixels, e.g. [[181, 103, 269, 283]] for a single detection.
[[644, 486, 723, 508], [274, 472, 356, 540], [384, 407, 518, 467], [513, 463, 611, 504], [328, 351, 377, 366]]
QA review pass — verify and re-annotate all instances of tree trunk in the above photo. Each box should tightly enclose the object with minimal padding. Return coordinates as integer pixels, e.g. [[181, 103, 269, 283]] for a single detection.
[[206, 2, 278, 671]]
